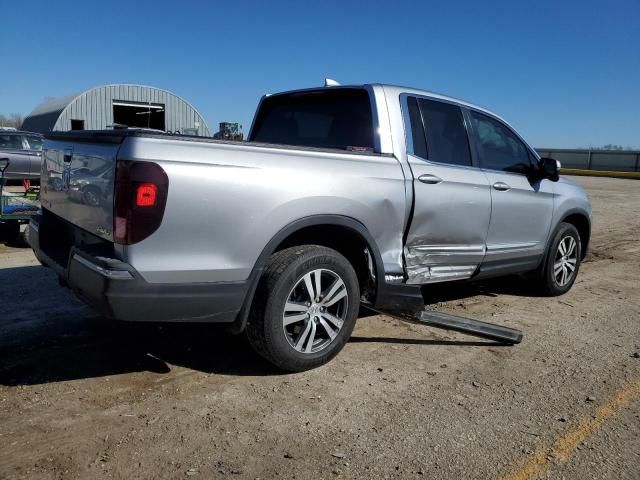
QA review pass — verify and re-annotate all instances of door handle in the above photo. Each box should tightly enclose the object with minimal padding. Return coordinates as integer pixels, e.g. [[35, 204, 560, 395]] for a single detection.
[[418, 174, 443, 184], [492, 181, 511, 191]]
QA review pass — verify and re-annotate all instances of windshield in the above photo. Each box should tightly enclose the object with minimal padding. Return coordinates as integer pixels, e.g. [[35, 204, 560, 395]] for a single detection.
[[250, 88, 374, 151], [0, 134, 23, 149]]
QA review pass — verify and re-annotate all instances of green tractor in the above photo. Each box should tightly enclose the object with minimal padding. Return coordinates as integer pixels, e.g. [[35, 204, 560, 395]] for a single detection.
[[213, 122, 244, 141]]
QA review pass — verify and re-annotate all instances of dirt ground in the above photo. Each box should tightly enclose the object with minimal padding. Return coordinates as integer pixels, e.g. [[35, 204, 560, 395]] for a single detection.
[[1, 176, 638, 480]]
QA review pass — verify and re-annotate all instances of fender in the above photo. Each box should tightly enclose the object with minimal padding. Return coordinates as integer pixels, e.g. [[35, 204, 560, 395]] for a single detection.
[[227, 214, 389, 333], [559, 208, 592, 253], [537, 208, 592, 272]]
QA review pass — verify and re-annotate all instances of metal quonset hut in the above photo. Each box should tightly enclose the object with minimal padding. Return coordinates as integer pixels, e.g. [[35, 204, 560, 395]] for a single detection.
[[22, 84, 210, 136]]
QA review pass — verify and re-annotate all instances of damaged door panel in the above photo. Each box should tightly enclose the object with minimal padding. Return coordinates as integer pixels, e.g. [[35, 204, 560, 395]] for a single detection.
[[401, 95, 491, 284], [403, 158, 491, 283], [405, 245, 483, 284]]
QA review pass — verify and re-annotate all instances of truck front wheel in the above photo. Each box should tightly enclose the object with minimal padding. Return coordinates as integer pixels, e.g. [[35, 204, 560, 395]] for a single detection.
[[535, 222, 582, 296], [246, 245, 360, 372]]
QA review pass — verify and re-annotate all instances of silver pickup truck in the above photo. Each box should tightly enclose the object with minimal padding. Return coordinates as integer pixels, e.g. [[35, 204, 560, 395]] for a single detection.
[[30, 83, 592, 371]]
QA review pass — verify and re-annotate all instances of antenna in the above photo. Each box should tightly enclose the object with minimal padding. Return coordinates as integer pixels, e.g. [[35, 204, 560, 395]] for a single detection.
[[324, 78, 341, 87]]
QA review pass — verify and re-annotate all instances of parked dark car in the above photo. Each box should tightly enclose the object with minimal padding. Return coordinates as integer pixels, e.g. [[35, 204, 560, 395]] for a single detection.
[[0, 130, 43, 181]]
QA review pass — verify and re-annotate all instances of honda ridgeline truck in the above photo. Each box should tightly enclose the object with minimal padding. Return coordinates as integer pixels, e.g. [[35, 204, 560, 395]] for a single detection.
[[29, 83, 592, 371]]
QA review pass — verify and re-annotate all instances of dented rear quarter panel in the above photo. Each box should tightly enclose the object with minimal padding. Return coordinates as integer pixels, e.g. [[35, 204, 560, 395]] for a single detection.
[[118, 136, 407, 283]]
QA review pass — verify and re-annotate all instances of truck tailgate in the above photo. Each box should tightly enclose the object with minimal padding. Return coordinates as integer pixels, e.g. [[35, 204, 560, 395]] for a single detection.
[[40, 135, 120, 242]]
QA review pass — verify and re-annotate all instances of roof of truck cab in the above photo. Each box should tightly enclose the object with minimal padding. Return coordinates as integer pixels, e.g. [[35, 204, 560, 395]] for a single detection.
[[376, 83, 536, 152], [266, 83, 511, 126], [375, 83, 506, 119]]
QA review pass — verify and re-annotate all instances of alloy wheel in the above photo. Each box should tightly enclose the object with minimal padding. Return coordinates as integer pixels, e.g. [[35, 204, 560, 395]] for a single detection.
[[554, 235, 578, 286], [282, 268, 348, 354]]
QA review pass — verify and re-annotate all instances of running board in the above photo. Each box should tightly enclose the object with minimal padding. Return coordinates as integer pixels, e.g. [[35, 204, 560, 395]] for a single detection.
[[362, 304, 523, 345]]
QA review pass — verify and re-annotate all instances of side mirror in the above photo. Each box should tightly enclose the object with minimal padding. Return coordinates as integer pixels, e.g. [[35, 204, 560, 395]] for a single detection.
[[539, 157, 560, 182]]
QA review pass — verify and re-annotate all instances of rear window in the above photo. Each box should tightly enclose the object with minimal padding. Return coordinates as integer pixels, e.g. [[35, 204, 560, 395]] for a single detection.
[[418, 98, 471, 167], [250, 88, 374, 151]]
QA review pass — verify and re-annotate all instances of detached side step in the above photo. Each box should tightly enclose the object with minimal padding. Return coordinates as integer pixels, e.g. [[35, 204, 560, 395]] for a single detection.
[[363, 304, 523, 345], [413, 310, 523, 344]]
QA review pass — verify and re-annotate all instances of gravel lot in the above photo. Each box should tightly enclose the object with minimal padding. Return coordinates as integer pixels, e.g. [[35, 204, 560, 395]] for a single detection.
[[1, 176, 638, 480]]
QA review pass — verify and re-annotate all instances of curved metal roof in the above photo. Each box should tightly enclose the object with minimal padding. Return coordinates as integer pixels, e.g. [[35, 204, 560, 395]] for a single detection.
[[21, 92, 81, 133], [22, 84, 210, 136]]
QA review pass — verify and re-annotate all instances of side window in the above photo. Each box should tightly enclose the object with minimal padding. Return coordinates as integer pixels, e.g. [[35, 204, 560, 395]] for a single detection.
[[469, 110, 531, 174], [0, 134, 23, 150], [418, 98, 472, 167], [406, 96, 427, 158]]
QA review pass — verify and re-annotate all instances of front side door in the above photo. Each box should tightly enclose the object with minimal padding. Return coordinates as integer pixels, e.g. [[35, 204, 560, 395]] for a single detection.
[[403, 96, 492, 284], [22, 135, 43, 178], [467, 109, 554, 273]]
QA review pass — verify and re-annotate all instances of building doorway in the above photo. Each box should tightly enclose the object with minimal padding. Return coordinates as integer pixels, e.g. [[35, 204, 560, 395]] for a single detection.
[[71, 119, 84, 130], [112, 101, 165, 130]]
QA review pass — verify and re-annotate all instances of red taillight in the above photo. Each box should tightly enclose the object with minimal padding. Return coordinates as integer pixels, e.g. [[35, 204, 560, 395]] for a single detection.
[[114, 161, 168, 245], [136, 183, 158, 207]]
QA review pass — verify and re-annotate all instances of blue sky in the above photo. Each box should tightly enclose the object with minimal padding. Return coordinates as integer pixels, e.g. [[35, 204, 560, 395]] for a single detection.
[[1, 0, 638, 148]]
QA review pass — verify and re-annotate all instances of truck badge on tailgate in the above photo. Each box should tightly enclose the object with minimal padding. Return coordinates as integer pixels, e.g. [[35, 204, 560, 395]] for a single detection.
[[96, 226, 111, 236]]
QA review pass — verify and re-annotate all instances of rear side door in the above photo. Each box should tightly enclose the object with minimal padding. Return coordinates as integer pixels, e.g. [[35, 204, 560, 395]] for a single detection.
[[403, 95, 491, 284], [0, 133, 31, 179], [466, 109, 553, 273]]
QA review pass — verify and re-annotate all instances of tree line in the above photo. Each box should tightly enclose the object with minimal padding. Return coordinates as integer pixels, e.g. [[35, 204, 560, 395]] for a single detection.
[[0, 113, 24, 129], [594, 144, 637, 151]]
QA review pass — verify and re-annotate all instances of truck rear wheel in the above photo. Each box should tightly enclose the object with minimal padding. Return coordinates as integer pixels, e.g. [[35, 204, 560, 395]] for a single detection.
[[21, 224, 30, 247], [0, 221, 20, 244], [246, 245, 360, 372]]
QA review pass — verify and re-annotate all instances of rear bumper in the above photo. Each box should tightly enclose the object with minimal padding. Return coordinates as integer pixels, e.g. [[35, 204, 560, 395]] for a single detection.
[[29, 215, 247, 323]]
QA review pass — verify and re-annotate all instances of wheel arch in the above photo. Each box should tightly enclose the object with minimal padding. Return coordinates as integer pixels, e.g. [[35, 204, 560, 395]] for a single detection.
[[559, 210, 591, 259], [229, 215, 385, 333]]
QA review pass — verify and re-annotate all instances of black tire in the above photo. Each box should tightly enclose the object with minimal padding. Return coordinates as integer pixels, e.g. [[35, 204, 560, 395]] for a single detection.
[[537, 222, 582, 296], [21, 224, 30, 247], [2, 221, 20, 243], [246, 245, 360, 372]]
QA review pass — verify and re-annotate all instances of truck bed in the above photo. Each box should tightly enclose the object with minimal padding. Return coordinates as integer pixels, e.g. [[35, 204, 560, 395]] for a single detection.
[[44, 130, 392, 156], [39, 129, 408, 284]]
